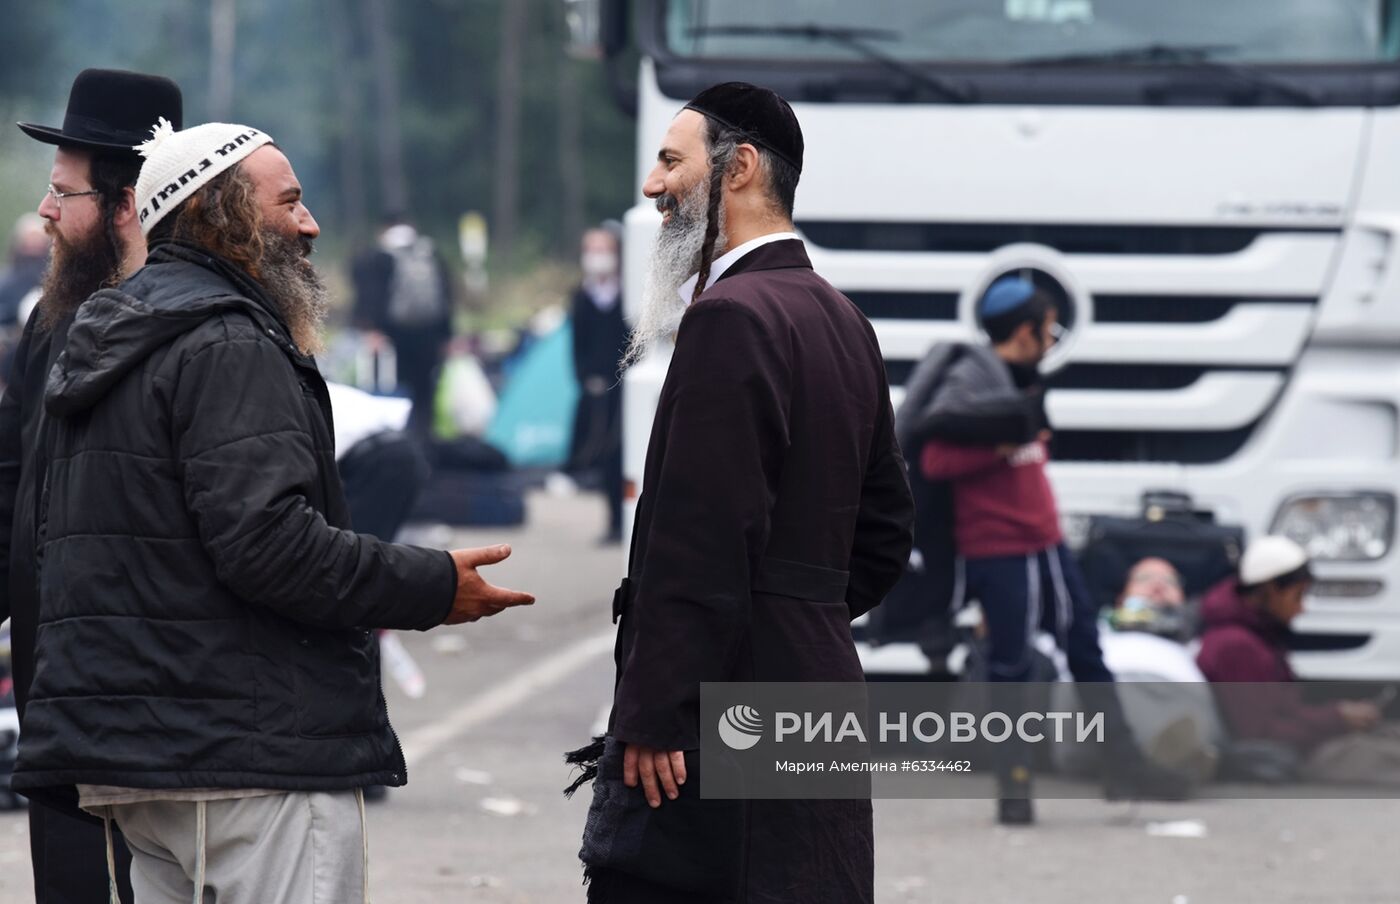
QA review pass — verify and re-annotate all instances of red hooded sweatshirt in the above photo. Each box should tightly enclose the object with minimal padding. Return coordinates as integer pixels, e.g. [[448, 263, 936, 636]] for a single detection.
[[1195, 579, 1349, 752], [920, 438, 1061, 559]]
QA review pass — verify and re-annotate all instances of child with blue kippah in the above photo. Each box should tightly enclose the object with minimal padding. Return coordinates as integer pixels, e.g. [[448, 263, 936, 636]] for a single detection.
[[902, 276, 1193, 824]]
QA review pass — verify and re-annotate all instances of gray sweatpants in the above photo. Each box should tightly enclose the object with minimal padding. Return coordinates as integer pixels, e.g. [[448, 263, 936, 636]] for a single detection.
[[105, 791, 367, 904]]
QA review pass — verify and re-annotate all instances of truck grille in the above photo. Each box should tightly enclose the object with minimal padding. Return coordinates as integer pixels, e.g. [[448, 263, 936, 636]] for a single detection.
[[800, 220, 1336, 255], [821, 223, 1336, 465]]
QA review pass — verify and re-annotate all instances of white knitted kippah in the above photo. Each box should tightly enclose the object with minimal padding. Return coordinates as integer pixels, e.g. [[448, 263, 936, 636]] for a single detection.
[[1240, 535, 1310, 587], [132, 118, 274, 236]]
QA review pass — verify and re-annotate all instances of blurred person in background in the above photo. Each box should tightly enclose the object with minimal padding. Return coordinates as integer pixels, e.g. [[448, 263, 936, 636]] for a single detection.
[[571, 82, 914, 904], [352, 214, 455, 434], [1198, 536, 1400, 786], [12, 122, 534, 903], [568, 224, 628, 544], [919, 277, 1190, 824], [1109, 556, 1193, 640], [327, 380, 428, 543], [1100, 557, 1200, 677], [1087, 557, 1221, 784], [0, 68, 183, 904], [1119, 557, 1186, 607], [0, 213, 51, 390], [0, 213, 49, 329], [327, 379, 432, 798]]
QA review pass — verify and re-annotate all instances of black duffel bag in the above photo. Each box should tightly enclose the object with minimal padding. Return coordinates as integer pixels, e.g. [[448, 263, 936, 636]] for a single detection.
[[1077, 491, 1244, 613]]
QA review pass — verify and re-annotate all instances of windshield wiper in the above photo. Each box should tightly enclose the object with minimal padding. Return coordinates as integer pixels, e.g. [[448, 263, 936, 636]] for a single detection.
[[1016, 43, 1323, 106], [1015, 43, 1239, 67], [688, 23, 974, 102]]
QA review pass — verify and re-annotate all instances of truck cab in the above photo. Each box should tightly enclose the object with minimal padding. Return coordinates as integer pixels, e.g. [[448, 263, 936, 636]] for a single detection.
[[577, 0, 1400, 680]]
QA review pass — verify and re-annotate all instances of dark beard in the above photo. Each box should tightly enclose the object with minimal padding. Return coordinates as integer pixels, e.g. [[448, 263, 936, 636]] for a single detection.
[[36, 223, 121, 332], [257, 231, 328, 356]]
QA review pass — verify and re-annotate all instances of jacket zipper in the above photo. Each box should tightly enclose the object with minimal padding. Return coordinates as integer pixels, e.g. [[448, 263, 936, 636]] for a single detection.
[[379, 635, 407, 785], [283, 330, 408, 786]]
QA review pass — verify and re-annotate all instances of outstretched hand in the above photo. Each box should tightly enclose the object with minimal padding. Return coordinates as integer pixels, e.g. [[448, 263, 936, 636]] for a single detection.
[[443, 544, 535, 625], [623, 743, 687, 808]]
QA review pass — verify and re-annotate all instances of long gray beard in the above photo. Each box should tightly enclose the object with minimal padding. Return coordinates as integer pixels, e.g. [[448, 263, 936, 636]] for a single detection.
[[621, 179, 726, 370], [259, 231, 329, 356]]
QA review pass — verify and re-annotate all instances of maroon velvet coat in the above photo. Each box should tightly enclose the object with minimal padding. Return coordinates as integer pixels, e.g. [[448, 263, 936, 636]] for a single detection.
[[602, 239, 914, 903]]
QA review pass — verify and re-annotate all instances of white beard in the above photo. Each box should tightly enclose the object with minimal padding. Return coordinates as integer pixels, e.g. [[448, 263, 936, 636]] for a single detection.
[[621, 176, 726, 369]]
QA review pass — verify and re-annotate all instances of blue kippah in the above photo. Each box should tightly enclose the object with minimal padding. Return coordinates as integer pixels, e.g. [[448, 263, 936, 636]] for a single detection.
[[978, 277, 1036, 319]]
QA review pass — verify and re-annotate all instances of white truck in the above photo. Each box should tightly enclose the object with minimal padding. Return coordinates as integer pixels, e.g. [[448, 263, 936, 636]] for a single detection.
[[569, 0, 1400, 680]]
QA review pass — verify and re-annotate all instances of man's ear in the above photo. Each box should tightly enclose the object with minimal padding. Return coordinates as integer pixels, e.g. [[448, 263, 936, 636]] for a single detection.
[[728, 143, 762, 192], [110, 186, 139, 229]]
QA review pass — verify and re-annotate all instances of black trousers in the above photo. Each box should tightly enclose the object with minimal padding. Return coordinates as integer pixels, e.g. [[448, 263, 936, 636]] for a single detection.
[[30, 803, 134, 903], [386, 326, 446, 438], [966, 544, 1140, 790], [570, 385, 624, 535]]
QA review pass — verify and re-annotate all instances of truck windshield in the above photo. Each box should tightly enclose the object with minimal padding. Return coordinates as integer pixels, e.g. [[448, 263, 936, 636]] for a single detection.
[[664, 0, 1400, 64]]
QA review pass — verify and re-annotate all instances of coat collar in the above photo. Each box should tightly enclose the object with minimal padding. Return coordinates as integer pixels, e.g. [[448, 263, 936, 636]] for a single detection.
[[678, 235, 811, 305], [147, 241, 294, 341], [715, 237, 811, 283]]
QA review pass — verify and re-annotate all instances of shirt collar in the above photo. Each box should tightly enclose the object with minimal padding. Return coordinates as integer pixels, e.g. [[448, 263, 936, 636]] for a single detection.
[[678, 231, 802, 306]]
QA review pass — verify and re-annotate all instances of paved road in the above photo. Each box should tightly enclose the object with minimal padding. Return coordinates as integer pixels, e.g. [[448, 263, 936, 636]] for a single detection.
[[0, 492, 1396, 903]]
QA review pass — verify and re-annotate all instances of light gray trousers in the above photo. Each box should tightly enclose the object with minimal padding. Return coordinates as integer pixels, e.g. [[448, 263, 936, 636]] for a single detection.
[[104, 791, 368, 904]]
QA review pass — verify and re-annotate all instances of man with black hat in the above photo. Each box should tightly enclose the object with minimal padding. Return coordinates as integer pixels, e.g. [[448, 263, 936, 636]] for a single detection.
[[574, 83, 914, 904], [0, 67, 183, 904]]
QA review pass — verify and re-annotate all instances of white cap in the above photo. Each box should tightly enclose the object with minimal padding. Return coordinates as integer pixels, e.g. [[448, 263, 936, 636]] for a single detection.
[[1239, 535, 1311, 587], [132, 118, 274, 236]]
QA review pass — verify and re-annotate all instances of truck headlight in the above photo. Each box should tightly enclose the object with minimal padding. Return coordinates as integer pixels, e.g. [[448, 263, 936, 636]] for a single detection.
[[1270, 493, 1395, 561]]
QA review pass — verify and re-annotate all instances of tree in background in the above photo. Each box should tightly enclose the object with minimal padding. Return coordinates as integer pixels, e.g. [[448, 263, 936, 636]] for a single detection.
[[0, 0, 635, 283], [494, 0, 528, 268]]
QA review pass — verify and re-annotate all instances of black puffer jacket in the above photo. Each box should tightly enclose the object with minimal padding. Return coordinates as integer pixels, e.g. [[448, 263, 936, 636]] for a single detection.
[[0, 310, 76, 723], [12, 242, 457, 800]]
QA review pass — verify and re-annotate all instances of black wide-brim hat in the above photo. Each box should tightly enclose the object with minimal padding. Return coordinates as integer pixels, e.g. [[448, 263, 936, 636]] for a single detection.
[[17, 68, 183, 157]]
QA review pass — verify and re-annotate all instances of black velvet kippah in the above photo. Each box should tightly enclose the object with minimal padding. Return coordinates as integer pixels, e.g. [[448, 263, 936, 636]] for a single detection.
[[683, 81, 804, 173]]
